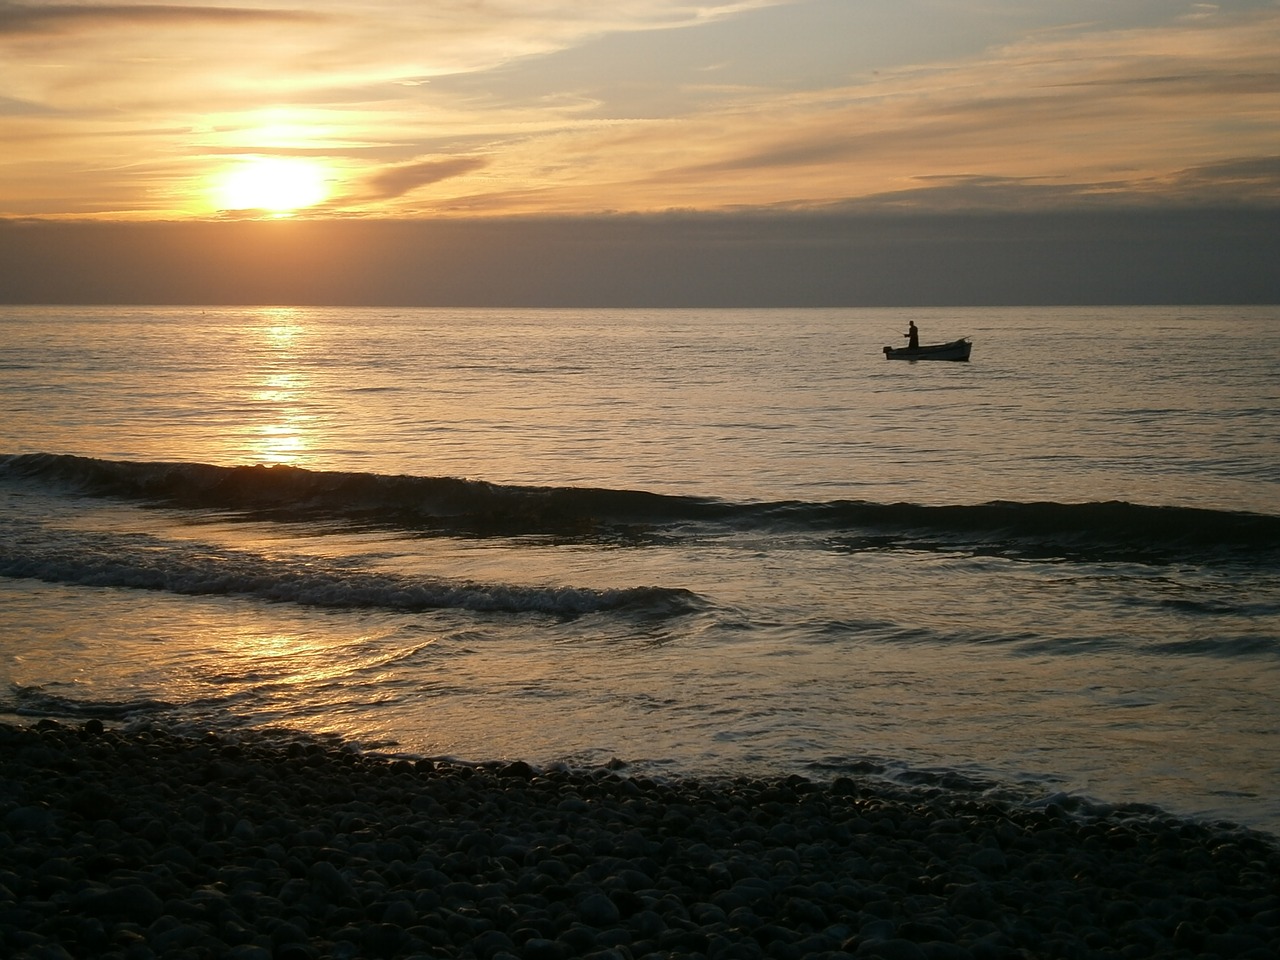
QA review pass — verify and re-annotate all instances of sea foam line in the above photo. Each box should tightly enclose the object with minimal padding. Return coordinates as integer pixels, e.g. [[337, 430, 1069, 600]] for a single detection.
[[0, 527, 699, 618]]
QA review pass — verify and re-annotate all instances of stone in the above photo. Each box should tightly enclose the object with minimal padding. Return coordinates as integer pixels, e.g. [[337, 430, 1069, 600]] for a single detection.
[[577, 892, 621, 927], [470, 929, 517, 959], [75, 883, 166, 924], [308, 859, 357, 903], [856, 941, 930, 960], [521, 937, 564, 960], [0, 720, 1276, 960]]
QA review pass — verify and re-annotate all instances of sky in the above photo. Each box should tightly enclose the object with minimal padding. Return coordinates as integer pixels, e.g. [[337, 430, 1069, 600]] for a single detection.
[[2, 0, 1278, 304]]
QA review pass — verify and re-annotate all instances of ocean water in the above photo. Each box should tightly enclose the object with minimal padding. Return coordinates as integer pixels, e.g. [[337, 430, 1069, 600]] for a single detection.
[[2, 304, 1278, 834]]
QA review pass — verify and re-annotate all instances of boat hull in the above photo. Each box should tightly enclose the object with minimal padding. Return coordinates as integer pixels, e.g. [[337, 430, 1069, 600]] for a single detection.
[[883, 337, 972, 361]]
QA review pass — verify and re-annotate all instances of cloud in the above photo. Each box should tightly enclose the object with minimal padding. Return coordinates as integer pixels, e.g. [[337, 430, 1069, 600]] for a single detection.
[[0, 93, 53, 116], [3, 207, 1278, 306], [812, 155, 1280, 214], [1162, 155, 1280, 202], [0, 3, 324, 35], [2, 1, 1279, 219], [363, 157, 489, 201], [491, 5, 1280, 215]]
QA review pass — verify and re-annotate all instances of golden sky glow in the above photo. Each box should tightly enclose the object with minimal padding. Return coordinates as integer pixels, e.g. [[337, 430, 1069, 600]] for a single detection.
[[1, 0, 1278, 220]]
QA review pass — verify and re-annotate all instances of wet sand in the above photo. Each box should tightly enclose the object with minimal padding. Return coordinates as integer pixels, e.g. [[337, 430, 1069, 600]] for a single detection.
[[2, 719, 1277, 959]]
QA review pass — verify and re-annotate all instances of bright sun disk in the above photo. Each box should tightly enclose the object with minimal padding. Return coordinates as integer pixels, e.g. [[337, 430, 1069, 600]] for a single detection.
[[214, 157, 329, 215]]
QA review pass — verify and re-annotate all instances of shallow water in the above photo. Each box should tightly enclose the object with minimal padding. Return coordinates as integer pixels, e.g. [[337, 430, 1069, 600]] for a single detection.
[[2, 305, 1278, 832]]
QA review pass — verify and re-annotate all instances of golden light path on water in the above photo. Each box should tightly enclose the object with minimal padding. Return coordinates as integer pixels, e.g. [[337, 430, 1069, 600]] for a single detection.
[[241, 312, 313, 467]]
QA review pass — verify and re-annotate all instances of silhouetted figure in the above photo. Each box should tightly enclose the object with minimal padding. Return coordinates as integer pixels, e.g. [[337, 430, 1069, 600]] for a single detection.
[[904, 321, 919, 349]]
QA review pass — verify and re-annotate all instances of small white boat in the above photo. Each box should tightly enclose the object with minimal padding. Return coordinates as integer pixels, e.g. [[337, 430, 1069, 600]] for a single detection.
[[883, 337, 972, 361]]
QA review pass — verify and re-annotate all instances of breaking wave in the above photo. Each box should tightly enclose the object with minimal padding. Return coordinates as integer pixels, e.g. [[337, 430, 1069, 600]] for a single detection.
[[3, 452, 1277, 566], [0, 521, 700, 618]]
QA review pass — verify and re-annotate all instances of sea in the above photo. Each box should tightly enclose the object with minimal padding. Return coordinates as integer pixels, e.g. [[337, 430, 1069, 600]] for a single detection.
[[1, 305, 1278, 835]]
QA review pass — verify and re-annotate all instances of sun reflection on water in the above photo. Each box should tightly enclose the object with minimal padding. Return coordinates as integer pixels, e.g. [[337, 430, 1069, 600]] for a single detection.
[[243, 310, 314, 466], [254, 420, 309, 465]]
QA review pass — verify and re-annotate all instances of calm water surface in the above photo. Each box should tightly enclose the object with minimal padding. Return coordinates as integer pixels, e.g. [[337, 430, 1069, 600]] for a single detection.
[[2, 305, 1278, 833]]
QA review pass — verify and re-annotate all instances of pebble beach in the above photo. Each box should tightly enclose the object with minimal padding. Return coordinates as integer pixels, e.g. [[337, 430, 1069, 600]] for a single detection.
[[2, 720, 1277, 960]]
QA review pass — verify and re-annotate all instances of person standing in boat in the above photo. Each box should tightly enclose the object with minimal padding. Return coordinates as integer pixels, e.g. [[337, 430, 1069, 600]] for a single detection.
[[904, 321, 919, 349]]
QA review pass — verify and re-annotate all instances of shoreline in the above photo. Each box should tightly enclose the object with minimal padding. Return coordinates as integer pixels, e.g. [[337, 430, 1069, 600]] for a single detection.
[[2, 719, 1277, 960]]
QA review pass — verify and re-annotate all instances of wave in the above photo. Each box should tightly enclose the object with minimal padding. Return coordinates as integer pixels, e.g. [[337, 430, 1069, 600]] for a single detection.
[[0, 452, 722, 536], [4, 685, 176, 721], [817, 499, 1280, 565], [4, 452, 1277, 566], [0, 522, 701, 618]]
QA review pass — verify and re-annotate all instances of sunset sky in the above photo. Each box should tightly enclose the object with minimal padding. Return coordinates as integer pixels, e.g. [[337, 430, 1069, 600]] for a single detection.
[[2, 0, 1278, 304]]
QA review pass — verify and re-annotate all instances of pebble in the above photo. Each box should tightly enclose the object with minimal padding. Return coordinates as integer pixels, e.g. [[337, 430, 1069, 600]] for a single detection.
[[0, 719, 1277, 959]]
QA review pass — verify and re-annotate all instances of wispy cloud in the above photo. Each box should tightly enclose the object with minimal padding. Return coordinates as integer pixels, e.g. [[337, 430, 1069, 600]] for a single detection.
[[0, 3, 323, 35], [453, 4, 1280, 214], [2, 0, 1277, 219], [363, 156, 490, 201]]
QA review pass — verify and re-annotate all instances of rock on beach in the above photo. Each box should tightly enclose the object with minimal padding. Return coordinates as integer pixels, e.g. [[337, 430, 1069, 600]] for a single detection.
[[1, 719, 1277, 959]]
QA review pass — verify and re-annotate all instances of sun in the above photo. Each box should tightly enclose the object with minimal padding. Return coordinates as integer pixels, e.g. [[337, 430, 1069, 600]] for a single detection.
[[213, 157, 329, 216]]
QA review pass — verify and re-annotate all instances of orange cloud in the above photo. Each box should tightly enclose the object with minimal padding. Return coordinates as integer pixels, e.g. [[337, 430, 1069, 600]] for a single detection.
[[2, 1, 1277, 219]]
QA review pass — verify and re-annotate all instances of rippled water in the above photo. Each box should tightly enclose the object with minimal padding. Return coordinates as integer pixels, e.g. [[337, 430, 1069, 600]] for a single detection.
[[2, 305, 1278, 833]]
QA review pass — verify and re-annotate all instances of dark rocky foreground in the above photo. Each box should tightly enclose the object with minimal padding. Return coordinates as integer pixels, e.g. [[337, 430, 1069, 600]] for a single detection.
[[1, 720, 1277, 960]]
